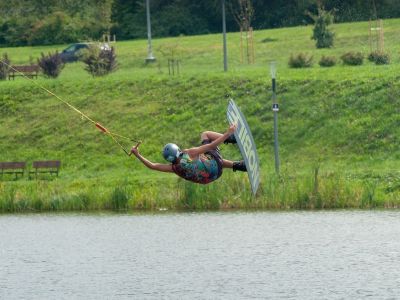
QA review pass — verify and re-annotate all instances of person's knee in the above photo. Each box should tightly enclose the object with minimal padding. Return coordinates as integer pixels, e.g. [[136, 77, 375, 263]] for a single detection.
[[201, 131, 210, 140]]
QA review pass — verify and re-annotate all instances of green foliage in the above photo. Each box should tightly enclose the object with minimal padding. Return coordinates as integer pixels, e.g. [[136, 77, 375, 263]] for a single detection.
[[0, 53, 10, 80], [310, 6, 335, 48], [154, 5, 209, 37], [289, 53, 314, 68], [0, 3, 110, 46], [29, 12, 77, 45], [341, 51, 364, 66], [318, 55, 336, 67], [368, 51, 390, 65], [81, 46, 117, 77], [110, 185, 129, 210], [2, 1, 400, 46], [0, 18, 31, 46], [38, 51, 65, 78]]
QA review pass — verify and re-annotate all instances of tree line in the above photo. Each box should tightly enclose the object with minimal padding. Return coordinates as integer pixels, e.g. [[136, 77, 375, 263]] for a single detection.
[[1, 0, 400, 47]]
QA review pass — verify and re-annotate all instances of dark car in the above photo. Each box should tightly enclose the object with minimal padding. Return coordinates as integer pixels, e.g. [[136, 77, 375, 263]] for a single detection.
[[60, 43, 89, 63], [60, 43, 111, 63]]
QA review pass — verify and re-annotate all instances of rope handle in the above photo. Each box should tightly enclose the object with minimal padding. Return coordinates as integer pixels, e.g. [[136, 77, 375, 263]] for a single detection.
[[95, 122, 108, 133], [128, 141, 142, 156]]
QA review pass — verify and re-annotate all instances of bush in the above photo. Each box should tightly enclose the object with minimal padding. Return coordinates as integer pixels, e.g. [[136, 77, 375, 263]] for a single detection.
[[310, 7, 335, 48], [38, 51, 64, 78], [81, 45, 117, 77], [340, 52, 364, 66], [0, 53, 10, 80], [319, 55, 337, 67], [368, 51, 390, 65], [289, 53, 313, 68]]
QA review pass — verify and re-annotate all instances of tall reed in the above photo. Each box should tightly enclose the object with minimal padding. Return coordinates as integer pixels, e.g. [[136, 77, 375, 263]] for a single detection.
[[1, 167, 400, 212]]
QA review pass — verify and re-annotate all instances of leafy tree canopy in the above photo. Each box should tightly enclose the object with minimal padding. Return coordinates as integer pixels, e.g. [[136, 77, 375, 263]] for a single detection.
[[1, 0, 400, 46]]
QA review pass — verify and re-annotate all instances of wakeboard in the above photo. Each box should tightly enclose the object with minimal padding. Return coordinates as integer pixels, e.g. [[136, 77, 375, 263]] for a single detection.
[[227, 99, 260, 196]]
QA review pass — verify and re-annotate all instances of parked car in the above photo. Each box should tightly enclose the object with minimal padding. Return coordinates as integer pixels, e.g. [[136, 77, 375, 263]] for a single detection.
[[60, 43, 111, 63]]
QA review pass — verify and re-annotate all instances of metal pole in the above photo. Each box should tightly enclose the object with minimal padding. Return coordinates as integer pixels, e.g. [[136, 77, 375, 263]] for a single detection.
[[270, 62, 280, 174], [145, 0, 156, 63], [222, 0, 228, 72]]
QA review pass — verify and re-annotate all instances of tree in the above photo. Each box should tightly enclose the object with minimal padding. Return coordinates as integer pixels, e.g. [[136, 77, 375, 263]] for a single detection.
[[111, 0, 145, 39], [310, 4, 335, 48], [229, 0, 255, 63], [93, 0, 114, 35], [229, 0, 254, 32]]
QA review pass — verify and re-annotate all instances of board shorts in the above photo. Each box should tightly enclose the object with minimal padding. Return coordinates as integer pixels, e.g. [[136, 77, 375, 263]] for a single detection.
[[201, 139, 223, 176]]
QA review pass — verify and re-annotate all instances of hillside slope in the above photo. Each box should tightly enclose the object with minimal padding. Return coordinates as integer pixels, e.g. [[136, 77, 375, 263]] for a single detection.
[[1, 19, 400, 210]]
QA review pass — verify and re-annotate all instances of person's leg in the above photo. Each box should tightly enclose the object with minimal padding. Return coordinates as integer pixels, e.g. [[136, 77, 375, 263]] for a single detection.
[[201, 131, 223, 142], [222, 159, 246, 172], [201, 131, 236, 144], [222, 159, 233, 168]]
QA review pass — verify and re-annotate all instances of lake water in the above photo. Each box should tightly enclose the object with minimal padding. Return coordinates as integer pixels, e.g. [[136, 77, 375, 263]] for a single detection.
[[1, 211, 400, 299]]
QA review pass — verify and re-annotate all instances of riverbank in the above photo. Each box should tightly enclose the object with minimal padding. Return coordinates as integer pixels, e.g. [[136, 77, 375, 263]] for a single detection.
[[1, 165, 400, 212], [1, 75, 400, 212]]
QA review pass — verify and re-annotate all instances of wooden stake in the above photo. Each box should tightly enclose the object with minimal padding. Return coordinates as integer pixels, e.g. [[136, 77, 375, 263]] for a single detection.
[[240, 26, 244, 64]]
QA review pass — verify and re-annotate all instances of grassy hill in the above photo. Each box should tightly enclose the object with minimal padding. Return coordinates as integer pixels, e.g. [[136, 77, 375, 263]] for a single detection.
[[1, 19, 400, 211]]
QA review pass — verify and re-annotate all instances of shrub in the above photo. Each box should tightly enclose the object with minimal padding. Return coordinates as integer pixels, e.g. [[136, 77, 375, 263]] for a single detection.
[[319, 55, 337, 67], [38, 51, 64, 78], [0, 53, 10, 80], [310, 6, 335, 48], [288, 53, 313, 68], [368, 51, 390, 65], [81, 45, 117, 77], [340, 52, 364, 66]]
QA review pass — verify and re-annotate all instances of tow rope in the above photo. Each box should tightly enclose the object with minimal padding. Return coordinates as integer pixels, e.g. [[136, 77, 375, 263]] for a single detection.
[[1, 60, 141, 156]]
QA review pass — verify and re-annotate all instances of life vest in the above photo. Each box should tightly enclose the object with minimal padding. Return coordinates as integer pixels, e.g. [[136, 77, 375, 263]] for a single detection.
[[172, 152, 222, 184]]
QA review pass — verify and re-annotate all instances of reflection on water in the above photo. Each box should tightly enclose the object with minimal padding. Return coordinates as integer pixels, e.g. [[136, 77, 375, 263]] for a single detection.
[[1, 211, 400, 299]]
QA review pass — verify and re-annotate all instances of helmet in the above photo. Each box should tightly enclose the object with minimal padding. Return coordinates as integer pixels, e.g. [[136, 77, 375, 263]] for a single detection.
[[162, 143, 181, 163]]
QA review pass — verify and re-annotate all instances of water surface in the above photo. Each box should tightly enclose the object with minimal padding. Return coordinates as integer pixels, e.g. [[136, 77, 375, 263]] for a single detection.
[[1, 211, 400, 299]]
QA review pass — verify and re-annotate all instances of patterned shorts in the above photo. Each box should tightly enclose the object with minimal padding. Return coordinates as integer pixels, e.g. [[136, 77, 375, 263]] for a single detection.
[[201, 139, 223, 174]]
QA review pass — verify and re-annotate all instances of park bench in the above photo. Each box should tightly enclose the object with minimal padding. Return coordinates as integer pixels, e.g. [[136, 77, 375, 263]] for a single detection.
[[29, 160, 61, 179], [0, 162, 26, 179], [8, 65, 40, 80]]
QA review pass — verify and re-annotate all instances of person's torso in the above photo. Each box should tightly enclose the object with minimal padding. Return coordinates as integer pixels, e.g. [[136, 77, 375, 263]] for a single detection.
[[172, 152, 221, 184]]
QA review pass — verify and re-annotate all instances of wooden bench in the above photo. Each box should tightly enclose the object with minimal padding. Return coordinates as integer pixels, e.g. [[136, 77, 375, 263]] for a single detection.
[[0, 162, 26, 179], [29, 160, 61, 179], [8, 65, 40, 80]]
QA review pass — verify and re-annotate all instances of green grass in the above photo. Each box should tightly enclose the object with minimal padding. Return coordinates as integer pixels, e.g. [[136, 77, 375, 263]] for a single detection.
[[1, 19, 400, 211]]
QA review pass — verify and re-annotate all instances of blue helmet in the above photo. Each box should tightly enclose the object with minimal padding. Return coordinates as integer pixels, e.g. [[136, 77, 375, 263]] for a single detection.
[[162, 143, 181, 163]]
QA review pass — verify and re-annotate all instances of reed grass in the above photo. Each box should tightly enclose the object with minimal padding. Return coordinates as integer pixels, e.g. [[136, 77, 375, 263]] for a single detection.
[[1, 167, 400, 212], [110, 185, 129, 210]]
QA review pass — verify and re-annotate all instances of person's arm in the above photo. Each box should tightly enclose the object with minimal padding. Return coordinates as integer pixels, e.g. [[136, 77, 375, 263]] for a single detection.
[[187, 123, 236, 157], [130, 144, 173, 173]]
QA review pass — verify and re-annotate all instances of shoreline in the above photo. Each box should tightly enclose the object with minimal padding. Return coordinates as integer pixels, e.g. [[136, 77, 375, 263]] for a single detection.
[[1, 170, 400, 213]]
